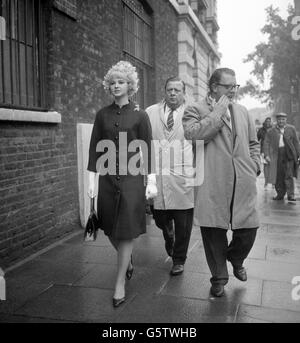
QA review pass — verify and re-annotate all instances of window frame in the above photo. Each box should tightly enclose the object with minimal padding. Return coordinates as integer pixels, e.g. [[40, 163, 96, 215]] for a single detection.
[[122, 0, 154, 108], [0, 0, 47, 111]]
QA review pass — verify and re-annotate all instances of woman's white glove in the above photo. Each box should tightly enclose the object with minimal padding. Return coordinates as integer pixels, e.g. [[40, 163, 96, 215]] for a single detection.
[[145, 174, 158, 200], [88, 172, 97, 198]]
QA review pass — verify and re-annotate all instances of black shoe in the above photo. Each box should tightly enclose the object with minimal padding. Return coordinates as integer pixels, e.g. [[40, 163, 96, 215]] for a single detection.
[[273, 196, 284, 200], [170, 264, 184, 276], [233, 266, 247, 282], [112, 297, 126, 308], [126, 255, 134, 280], [210, 284, 224, 297], [288, 197, 296, 202]]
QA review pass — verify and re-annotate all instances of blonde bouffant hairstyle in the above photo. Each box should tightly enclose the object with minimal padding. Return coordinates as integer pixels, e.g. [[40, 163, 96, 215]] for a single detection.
[[103, 61, 139, 97]]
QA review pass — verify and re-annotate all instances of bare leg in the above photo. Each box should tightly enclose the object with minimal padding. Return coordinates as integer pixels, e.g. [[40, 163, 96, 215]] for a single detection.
[[109, 236, 133, 270], [113, 239, 134, 299]]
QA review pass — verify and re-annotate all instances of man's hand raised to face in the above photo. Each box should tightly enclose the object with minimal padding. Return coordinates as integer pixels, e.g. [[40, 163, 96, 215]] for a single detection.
[[214, 95, 231, 118]]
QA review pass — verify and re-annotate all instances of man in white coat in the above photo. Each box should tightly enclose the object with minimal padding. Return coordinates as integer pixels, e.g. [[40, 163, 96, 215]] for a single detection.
[[183, 68, 261, 297], [146, 77, 194, 276]]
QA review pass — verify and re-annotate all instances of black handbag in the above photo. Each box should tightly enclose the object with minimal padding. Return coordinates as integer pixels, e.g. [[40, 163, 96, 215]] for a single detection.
[[84, 197, 99, 242]]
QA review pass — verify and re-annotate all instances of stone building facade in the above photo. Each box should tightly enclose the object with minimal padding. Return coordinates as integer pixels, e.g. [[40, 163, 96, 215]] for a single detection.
[[0, 0, 219, 267], [176, 0, 220, 101]]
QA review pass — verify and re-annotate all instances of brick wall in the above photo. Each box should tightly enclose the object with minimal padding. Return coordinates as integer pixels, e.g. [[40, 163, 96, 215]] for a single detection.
[[0, 0, 179, 268], [0, 0, 124, 268], [0, 122, 78, 265]]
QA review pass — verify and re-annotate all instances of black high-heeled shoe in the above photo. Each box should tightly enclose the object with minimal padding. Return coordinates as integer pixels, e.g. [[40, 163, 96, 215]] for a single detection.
[[126, 255, 134, 280], [112, 296, 126, 308]]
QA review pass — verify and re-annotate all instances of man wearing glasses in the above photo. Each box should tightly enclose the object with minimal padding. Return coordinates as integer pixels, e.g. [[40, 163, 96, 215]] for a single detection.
[[182, 68, 261, 297]]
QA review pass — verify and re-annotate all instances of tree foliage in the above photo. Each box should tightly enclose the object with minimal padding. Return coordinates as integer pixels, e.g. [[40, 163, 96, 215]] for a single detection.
[[240, 5, 300, 106]]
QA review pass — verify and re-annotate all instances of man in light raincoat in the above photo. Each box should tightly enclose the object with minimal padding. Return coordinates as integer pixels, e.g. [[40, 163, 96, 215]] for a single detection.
[[183, 68, 261, 297]]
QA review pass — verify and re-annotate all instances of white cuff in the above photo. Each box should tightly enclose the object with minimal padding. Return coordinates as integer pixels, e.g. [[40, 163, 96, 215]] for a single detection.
[[147, 173, 156, 186]]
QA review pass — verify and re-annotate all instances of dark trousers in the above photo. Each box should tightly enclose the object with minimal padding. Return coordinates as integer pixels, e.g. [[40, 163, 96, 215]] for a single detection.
[[200, 227, 257, 286], [153, 208, 194, 265], [275, 147, 295, 198]]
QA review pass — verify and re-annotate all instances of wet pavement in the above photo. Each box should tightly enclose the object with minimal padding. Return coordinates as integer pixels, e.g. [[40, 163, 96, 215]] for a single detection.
[[1, 175, 300, 323]]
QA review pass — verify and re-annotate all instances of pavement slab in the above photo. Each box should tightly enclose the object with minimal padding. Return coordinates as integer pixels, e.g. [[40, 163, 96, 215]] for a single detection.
[[236, 304, 300, 323], [1, 176, 300, 323], [36, 244, 117, 265], [256, 232, 300, 249], [267, 224, 300, 235], [74, 265, 171, 297], [4, 259, 97, 286], [114, 294, 237, 323], [14, 284, 125, 323], [266, 246, 300, 264], [161, 270, 263, 307], [0, 313, 79, 323], [262, 281, 300, 313], [0, 281, 51, 315], [244, 258, 300, 283]]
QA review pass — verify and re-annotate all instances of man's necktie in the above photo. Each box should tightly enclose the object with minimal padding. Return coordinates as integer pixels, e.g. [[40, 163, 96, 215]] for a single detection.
[[167, 109, 174, 131], [228, 104, 236, 144]]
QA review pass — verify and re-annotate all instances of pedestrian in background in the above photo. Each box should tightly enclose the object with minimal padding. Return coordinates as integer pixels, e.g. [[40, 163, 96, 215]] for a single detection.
[[264, 112, 300, 202], [146, 77, 194, 276], [87, 61, 157, 307], [257, 117, 273, 188], [183, 68, 261, 297]]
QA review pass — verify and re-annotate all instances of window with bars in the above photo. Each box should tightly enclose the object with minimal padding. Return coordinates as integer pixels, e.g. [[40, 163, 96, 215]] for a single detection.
[[122, 0, 153, 108], [0, 0, 46, 110]]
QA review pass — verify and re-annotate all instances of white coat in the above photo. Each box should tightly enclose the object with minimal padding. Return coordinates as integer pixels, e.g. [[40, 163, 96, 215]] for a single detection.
[[146, 102, 194, 210]]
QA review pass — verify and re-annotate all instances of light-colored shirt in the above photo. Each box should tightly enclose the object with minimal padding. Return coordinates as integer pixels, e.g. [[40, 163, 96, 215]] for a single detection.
[[164, 104, 182, 125], [278, 127, 285, 147]]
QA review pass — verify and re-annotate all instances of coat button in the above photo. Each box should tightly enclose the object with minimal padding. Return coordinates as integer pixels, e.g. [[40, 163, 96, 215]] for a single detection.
[[115, 136, 119, 141], [117, 111, 121, 115], [116, 176, 120, 181], [115, 123, 119, 127], [117, 190, 121, 194]]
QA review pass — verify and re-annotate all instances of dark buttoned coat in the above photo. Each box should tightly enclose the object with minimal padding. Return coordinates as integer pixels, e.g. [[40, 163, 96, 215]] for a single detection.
[[87, 102, 153, 240]]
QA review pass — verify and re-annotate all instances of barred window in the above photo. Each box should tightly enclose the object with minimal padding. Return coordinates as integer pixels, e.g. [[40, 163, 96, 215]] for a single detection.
[[123, 0, 153, 108], [0, 0, 46, 110]]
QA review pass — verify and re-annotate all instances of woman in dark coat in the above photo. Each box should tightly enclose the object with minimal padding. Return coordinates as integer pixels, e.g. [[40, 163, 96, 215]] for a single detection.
[[87, 61, 157, 307]]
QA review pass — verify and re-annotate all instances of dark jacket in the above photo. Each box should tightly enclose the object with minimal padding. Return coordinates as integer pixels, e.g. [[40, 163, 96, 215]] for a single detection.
[[257, 124, 271, 153], [88, 101, 154, 239], [263, 124, 300, 182]]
